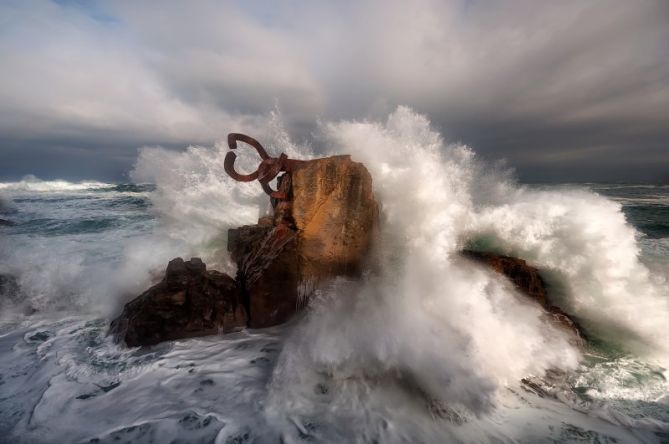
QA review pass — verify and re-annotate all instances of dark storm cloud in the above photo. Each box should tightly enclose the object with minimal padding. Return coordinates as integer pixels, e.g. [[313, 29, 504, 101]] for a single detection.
[[0, 0, 667, 182]]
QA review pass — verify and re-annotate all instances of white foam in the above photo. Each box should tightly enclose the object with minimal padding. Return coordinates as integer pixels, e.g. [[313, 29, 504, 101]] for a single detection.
[[0, 175, 112, 193], [2, 106, 669, 441]]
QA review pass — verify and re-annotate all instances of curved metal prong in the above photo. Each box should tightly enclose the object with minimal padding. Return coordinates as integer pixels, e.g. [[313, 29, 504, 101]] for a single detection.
[[224, 151, 259, 182], [260, 180, 278, 196], [227, 133, 270, 160]]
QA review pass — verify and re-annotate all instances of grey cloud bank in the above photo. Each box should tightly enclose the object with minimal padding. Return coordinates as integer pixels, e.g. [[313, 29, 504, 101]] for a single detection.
[[0, 0, 667, 182]]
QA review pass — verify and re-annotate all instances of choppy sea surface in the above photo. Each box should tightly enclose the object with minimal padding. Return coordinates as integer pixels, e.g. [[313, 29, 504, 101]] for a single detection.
[[1, 111, 669, 444]]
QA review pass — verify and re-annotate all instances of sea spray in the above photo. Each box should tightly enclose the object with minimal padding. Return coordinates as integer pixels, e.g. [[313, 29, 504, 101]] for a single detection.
[[130, 110, 313, 273], [264, 107, 581, 426], [1, 107, 668, 442], [320, 107, 669, 363]]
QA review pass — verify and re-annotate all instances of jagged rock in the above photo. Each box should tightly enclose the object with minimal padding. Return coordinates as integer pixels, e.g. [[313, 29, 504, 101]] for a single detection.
[[462, 250, 583, 343], [229, 224, 301, 328], [110, 258, 246, 346], [292, 155, 379, 281]]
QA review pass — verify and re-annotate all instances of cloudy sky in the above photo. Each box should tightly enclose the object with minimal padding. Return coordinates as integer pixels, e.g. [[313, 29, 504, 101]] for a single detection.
[[1, 0, 667, 182]]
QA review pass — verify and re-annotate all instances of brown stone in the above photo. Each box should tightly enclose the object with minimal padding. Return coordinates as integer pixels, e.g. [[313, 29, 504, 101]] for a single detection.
[[462, 250, 583, 342], [291, 155, 379, 282], [111, 155, 381, 344], [110, 258, 246, 346], [225, 155, 379, 329]]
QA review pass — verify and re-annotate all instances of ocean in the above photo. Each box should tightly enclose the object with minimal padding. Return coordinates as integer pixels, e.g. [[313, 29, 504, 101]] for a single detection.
[[1, 108, 668, 443]]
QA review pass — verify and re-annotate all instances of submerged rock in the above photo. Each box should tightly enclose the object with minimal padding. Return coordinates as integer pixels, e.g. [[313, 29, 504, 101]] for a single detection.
[[110, 258, 246, 347], [462, 250, 583, 342]]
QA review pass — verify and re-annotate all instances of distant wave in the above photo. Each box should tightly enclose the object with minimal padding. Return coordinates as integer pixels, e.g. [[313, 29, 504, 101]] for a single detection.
[[0, 177, 155, 194], [0, 176, 113, 192]]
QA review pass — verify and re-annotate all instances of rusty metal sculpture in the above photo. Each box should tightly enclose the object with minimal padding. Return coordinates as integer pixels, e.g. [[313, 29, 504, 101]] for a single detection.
[[224, 133, 305, 200]]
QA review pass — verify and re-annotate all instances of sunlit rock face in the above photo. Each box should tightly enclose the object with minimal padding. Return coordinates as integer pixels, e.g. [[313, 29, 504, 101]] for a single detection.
[[292, 155, 379, 283]]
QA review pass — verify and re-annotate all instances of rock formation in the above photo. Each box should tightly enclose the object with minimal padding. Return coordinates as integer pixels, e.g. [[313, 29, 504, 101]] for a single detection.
[[110, 150, 581, 347], [112, 155, 379, 344], [110, 258, 246, 347], [229, 155, 378, 328], [462, 250, 583, 342]]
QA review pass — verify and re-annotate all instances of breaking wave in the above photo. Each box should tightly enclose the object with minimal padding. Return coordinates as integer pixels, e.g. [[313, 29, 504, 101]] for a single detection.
[[0, 175, 113, 193], [1, 106, 668, 442]]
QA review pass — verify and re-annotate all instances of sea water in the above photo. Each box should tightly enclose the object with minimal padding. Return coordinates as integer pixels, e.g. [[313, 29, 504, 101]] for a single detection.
[[0, 108, 668, 443]]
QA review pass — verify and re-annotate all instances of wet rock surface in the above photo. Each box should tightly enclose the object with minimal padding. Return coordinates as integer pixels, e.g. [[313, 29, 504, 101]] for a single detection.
[[462, 250, 583, 342], [227, 155, 379, 329], [111, 155, 580, 347], [110, 258, 246, 347], [229, 224, 301, 328], [112, 155, 379, 344]]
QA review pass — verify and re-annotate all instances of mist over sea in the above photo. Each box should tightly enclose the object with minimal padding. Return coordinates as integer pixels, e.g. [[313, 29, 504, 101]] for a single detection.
[[1, 108, 668, 443]]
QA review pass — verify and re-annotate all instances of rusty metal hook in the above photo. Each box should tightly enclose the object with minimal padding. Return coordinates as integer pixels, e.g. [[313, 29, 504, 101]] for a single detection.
[[224, 133, 306, 199], [223, 133, 269, 182]]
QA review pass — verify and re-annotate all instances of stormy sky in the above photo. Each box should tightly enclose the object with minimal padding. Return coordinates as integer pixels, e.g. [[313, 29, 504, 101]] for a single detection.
[[1, 0, 668, 183]]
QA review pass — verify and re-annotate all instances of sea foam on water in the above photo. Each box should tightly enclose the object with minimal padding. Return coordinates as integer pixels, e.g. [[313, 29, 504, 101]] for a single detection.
[[1, 106, 668, 442]]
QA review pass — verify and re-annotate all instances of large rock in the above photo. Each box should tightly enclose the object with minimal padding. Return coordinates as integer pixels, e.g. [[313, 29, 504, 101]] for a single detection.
[[292, 155, 379, 282], [227, 155, 379, 329], [462, 250, 583, 342], [111, 155, 380, 344], [110, 258, 246, 346]]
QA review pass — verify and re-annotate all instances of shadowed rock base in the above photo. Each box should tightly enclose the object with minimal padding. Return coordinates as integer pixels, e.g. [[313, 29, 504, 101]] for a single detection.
[[110, 258, 246, 347]]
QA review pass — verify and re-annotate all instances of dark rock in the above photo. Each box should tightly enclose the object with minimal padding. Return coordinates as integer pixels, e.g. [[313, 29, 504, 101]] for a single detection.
[[462, 251, 548, 306], [228, 224, 273, 265], [462, 250, 583, 343], [0, 218, 15, 226], [110, 258, 246, 346], [229, 224, 301, 328]]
